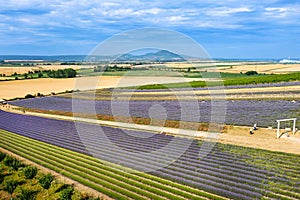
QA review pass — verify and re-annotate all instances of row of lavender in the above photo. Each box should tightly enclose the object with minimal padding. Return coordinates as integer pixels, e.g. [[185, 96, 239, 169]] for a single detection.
[[11, 97, 300, 127], [0, 110, 299, 199]]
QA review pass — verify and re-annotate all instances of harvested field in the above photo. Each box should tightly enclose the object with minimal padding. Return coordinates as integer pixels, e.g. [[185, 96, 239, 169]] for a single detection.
[[214, 63, 300, 74], [136, 62, 300, 74], [0, 65, 83, 76], [0, 76, 202, 100]]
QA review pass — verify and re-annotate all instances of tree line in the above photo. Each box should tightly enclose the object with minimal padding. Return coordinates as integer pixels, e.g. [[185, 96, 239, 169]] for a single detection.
[[46, 68, 77, 78]]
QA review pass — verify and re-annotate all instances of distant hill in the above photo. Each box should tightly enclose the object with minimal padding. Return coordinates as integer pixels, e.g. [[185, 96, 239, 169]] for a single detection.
[[0, 53, 285, 63], [116, 50, 185, 61], [0, 51, 185, 62]]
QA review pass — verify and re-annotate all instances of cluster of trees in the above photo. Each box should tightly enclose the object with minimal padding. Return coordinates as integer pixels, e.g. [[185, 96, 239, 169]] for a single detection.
[[46, 68, 77, 78], [0, 152, 100, 200], [24, 93, 44, 99], [11, 70, 42, 80], [94, 65, 131, 72], [244, 70, 258, 76], [10, 68, 77, 80], [60, 62, 79, 65]]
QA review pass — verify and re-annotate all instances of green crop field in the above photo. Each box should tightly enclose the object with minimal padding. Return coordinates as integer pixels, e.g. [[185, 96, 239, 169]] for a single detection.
[[135, 72, 300, 89]]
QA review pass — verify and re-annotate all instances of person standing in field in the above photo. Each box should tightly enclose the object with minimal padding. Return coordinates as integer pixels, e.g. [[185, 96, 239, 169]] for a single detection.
[[253, 123, 257, 130], [250, 128, 254, 135]]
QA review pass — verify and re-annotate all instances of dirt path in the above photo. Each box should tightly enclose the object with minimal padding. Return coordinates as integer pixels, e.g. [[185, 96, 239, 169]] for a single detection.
[[0, 147, 113, 200], [219, 125, 300, 154], [3, 106, 300, 155]]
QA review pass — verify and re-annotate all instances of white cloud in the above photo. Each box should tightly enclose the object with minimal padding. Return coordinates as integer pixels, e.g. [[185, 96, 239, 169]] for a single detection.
[[263, 5, 300, 20], [194, 21, 243, 29], [133, 8, 164, 16], [265, 7, 288, 12], [265, 7, 293, 17], [1, 0, 300, 49], [205, 7, 252, 17], [0, 0, 257, 31]]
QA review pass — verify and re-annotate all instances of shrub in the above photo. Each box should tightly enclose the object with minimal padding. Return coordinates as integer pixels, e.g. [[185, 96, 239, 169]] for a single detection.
[[12, 160, 25, 171], [245, 70, 258, 76], [4, 156, 25, 171], [4, 179, 19, 195], [3, 155, 14, 166], [18, 187, 37, 200], [38, 173, 54, 189], [23, 166, 38, 179], [60, 186, 74, 200], [0, 152, 6, 161], [24, 94, 35, 99], [0, 174, 4, 184], [36, 93, 44, 97]]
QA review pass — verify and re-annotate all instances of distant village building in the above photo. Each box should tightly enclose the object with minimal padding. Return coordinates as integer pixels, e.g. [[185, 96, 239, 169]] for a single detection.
[[279, 59, 300, 64]]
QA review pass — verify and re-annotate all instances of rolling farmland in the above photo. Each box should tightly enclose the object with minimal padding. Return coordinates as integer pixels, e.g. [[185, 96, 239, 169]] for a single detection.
[[0, 110, 300, 199], [1, 1, 300, 199]]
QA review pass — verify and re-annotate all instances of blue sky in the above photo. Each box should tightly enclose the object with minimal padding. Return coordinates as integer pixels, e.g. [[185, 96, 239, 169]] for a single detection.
[[0, 0, 300, 58]]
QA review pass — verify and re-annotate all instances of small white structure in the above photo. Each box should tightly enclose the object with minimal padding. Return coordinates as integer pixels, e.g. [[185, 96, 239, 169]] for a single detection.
[[276, 118, 297, 138], [0, 99, 6, 105]]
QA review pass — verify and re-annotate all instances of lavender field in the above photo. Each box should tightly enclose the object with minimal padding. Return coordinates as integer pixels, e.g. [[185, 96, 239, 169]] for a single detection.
[[0, 110, 299, 199], [11, 96, 300, 127]]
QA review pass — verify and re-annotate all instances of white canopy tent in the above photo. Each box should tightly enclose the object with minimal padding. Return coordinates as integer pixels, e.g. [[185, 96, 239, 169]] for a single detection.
[[276, 118, 297, 138]]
